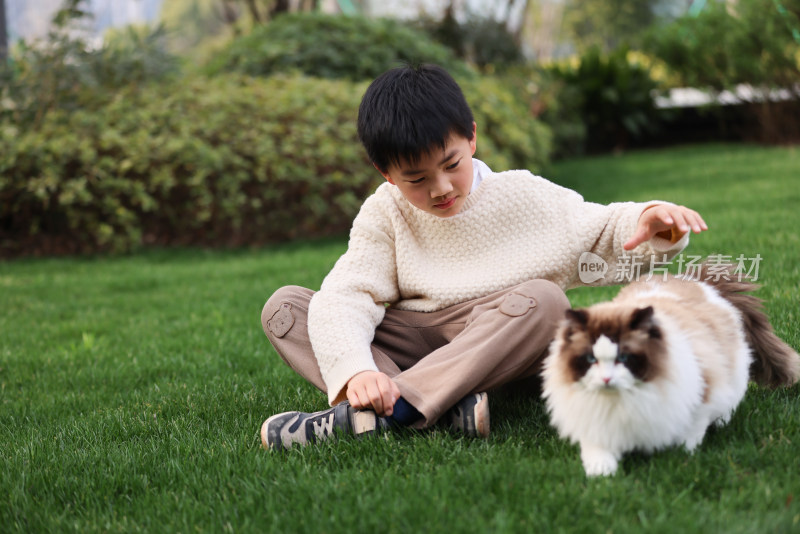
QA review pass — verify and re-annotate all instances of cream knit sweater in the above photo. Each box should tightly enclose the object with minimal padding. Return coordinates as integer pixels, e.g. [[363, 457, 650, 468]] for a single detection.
[[308, 169, 688, 403]]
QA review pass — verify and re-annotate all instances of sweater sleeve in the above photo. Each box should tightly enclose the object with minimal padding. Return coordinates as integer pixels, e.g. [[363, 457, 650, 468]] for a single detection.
[[307, 191, 400, 405], [549, 183, 689, 288]]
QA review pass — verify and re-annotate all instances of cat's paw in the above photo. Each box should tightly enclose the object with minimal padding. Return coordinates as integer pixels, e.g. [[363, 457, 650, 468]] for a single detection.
[[683, 418, 710, 452], [712, 410, 733, 427], [580, 445, 619, 477], [683, 434, 705, 453]]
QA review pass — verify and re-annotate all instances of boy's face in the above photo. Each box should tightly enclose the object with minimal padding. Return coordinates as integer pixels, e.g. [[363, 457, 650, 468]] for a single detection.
[[378, 123, 477, 218]]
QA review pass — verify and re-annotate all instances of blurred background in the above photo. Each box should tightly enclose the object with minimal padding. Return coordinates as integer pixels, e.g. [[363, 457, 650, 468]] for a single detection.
[[1, 0, 798, 258]]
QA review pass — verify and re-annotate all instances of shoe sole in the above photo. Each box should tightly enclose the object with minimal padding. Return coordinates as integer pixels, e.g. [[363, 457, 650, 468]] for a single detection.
[[260, 414, 276, 449], [261, 411, 299, 450]]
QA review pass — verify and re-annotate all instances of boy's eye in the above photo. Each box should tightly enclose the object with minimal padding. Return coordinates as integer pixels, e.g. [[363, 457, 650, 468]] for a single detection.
[[409, 177, 425, 184], [446, 159, 461, 170]]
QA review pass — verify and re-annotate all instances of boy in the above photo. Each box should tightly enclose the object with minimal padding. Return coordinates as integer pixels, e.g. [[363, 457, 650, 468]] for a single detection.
[[260, 64, 707, 449]]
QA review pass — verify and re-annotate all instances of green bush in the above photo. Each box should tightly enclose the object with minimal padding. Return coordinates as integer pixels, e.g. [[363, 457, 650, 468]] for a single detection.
[[493, 66, 587, 159], [206, 12, 474, 81], [548, 46, 661, 152], [0, 74, 551, 257], [0, 75, 371, 255]]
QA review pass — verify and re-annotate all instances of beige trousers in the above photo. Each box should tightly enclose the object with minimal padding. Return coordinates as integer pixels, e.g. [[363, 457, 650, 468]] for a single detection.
[[261, 279, 570, 426]]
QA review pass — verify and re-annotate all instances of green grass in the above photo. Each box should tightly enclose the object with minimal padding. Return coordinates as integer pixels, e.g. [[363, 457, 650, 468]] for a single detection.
[[2, 143, 799, 533]]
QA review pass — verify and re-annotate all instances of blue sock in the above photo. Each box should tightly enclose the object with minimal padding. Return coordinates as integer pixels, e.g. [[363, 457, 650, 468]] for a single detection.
[[387, 397, 423, 426]]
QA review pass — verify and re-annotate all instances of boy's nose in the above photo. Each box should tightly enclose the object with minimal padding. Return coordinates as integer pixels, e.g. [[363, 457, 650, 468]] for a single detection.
[[430, 175, 453, 198]]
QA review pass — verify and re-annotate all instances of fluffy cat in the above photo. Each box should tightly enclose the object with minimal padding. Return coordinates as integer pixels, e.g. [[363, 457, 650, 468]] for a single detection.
[[542, 264, 799, 477]]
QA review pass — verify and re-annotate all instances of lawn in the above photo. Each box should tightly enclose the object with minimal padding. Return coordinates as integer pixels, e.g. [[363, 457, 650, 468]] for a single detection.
[[1, 143, 799, 533]]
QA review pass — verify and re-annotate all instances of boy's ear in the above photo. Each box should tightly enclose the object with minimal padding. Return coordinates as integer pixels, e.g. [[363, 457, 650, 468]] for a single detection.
[[469, 121, 477, 156], [373, 163, 395, 185]]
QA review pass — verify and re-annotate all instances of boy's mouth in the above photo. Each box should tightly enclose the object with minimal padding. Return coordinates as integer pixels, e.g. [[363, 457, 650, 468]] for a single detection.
[[433, 197, 457, 210]]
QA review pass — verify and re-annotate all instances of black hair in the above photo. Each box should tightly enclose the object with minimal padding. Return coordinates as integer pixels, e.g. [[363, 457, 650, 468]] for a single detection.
[[357, 64, 475, 173]]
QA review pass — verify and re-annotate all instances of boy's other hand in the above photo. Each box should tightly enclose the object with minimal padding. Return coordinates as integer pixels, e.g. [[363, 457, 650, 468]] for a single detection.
[[624, 204, 708, 251], [346, 371, 401, 417]]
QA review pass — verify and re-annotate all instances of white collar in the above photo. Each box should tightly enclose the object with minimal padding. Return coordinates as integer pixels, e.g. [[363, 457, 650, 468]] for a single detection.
[[471, 158, 492, 192]]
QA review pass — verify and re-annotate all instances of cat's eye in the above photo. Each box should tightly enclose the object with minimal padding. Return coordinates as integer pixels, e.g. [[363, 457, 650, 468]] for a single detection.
[[616, 353, 631, 364], [584, 353, 597, 364]]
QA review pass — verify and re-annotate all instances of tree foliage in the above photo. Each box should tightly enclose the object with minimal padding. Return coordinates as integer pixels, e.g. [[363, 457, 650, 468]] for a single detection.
[[0, 0, 178, 129], [159, 0, 330, 61], [561, 0, 669, 53], [644, 0, 800, 143], [645, 0, 800, 90], [414, 9, 525, 71]]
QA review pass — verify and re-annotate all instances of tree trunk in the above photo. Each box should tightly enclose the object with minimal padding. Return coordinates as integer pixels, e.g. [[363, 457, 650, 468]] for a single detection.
[[0, 0, 7, 63], [269, 0, 290, 18], [217, 0, 241, 26], [245, 0, 264, 23]]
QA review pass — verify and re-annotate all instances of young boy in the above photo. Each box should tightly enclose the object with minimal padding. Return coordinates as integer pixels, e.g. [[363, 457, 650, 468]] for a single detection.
[[260, 64, 707, 449]]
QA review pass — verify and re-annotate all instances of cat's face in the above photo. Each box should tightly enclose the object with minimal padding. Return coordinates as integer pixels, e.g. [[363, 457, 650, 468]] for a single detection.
[[556, 305, 666, 392]]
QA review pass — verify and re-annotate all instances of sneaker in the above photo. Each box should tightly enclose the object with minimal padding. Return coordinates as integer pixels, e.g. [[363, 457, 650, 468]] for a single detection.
[[261, 402, 387, 450], [443, 392, 490, 438]]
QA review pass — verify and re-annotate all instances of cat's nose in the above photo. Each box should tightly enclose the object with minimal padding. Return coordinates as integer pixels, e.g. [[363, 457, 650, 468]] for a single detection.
[[603, 377, 611, 385]]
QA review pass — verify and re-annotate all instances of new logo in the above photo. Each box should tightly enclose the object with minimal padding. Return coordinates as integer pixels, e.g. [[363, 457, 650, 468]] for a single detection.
[[578, 252, 608, 284]]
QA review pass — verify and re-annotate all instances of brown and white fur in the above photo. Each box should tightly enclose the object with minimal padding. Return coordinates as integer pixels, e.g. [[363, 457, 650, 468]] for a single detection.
[[542, 265, 799, 477]]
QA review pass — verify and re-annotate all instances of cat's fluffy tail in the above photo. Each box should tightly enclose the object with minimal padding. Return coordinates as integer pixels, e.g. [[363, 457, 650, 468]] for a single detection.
[[693, 262, 800, 387]]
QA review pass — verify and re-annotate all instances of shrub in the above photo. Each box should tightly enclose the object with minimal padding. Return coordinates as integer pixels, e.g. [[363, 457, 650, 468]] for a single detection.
[[463, 76, 552, 171], [0, 74, 551, 257], [547, 46, 661, 152], [91, 25, 180, 89], [645, 0, 800, 91], [494, 66, 587, 159], [0, 75, 368, 256], [206, 12, 474, 81], [644, 0, 800, 143], [0, 3, 179, 130]]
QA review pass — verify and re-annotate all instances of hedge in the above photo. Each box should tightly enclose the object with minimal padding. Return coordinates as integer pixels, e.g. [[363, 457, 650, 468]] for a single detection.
[[0, 74, 551, 257], [206, 13, 473, 81]]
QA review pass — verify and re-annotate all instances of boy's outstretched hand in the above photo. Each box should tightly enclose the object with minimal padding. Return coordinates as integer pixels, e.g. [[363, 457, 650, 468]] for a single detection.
[[624, 204, 707, 251], [346, 370, 401, 417]]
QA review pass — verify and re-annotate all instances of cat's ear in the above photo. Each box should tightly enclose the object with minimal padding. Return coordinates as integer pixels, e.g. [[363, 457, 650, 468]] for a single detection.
[[565, 308, 589, 326], [630, 306, 654, 328], [630, 306, 660, 338]]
